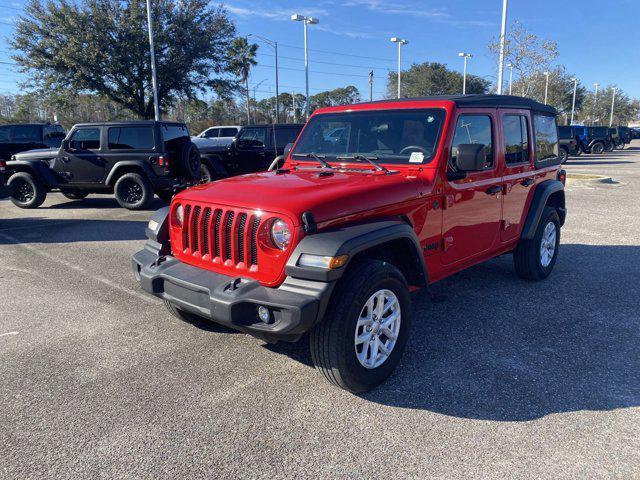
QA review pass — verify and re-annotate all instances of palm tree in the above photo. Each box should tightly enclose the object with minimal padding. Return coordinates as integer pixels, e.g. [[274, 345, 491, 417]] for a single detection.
[[228, 37, 258, 124]]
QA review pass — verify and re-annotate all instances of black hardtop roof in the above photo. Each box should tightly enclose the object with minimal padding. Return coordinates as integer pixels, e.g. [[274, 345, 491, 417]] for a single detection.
[[72, 120, 186, 128], [357, 94, 557, 115], [1, 122, 54, 126]]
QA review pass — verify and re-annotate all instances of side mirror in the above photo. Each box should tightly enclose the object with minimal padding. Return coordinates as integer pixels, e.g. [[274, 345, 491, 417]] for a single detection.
[[283, 143, 294, 158], [456, 144, 487, 171]]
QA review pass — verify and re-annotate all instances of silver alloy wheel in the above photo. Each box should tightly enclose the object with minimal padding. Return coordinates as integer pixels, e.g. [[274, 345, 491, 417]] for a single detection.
[[540, 221, 557, 267], [354, 289, 401, 369]]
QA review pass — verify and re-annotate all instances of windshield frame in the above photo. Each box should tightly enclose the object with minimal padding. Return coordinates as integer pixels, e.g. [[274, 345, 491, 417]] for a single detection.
[[290, 107, 447, 166]]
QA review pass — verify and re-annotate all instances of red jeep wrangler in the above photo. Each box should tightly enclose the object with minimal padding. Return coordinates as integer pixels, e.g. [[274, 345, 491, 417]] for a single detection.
[[133, 95, 566, 392]]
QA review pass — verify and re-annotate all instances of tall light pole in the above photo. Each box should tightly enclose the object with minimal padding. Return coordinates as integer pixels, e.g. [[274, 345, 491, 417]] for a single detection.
[[543, 71, 550, 104], [507, 63, 513, 95], [390, 37, 408, 99], [570, 77, 578, 125], [249, 34, 280, 123], [146, 0, 160, 120], [609, 87, 616, 127], [291, 14, 319, 119], [458, 52, 472, 95], [369, 70, 374, 101], [496, 0, 509, 94], [593, 83, 599, 125]]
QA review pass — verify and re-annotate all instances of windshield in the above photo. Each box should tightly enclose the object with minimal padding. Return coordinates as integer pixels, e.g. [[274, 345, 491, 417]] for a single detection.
[[291, 109, 446, 165]]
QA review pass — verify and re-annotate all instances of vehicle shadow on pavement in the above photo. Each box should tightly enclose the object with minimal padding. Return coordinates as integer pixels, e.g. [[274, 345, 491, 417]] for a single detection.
[[0, 217, 148, 244], [47, 196, 167, 210], [358, 243, 640, 421], [567, 160, 635, 165]]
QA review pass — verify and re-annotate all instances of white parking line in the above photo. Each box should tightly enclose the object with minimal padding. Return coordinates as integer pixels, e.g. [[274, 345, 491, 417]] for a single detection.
[[0, 331, 19, 337]]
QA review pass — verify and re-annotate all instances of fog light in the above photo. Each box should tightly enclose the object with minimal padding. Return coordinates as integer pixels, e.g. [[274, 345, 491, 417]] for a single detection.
[[257, 306, 271, 323]]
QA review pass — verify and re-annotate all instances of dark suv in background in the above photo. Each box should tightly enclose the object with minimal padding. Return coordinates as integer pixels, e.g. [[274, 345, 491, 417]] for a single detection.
[[7, 121, 201, 210], [197, 123, 304, 181], [584, 126, 613, 154], [557, 126, 580, 162], [0, 123, 66, 161]]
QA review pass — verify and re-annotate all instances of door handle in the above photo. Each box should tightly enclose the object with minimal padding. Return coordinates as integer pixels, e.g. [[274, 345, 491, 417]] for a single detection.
[[521, 178, 534, 187], [485, 185, 502, 195]]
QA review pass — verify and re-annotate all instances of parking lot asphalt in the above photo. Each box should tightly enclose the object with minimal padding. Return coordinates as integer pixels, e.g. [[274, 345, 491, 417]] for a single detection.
[[1, 142, 639, 479]]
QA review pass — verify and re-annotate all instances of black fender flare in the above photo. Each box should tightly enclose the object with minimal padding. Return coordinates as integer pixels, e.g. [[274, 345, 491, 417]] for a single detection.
[[6, 160, 59, 187], [105, 161, 156, 186], [285, 219, 428, 284], [521, 180, 566, 240], [200, 154, 228, 176]]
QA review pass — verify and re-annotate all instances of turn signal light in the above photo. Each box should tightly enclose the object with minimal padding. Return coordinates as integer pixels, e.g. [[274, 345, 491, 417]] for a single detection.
[[298, 254, 349, 269], [557, 169, 566, 185], [158, 156, 168, 167]]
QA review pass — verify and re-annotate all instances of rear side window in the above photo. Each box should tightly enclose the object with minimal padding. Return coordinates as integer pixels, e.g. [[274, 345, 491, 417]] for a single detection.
[[238, 128, 266, 147], [450, 115, 494, 169], [0, 126, 10, 141], [12, 125, 42, 142], [70, 128, 100, 150], [203, 128, 219, 138], [219, 127, 238, 137], [273, 127, 301, 148], [108, 127, 154, 150], [533, 115, 558, 163], [502, 115, 529, 165]]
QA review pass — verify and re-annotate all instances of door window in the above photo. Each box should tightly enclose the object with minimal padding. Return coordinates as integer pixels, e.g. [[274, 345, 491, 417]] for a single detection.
[[70, 128, 100, 150], [450, 115, 493, 170], [238, 128, 266, 147], [502, 115, 529, 165], [533, 115, 558, 161], [108, 127, 154, 150], [219, 127, 238, 137], [203, 128, 219, 138], [12, 125, 42, 142]]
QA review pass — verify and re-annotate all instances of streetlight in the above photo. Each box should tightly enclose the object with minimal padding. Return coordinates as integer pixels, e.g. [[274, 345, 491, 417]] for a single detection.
[[496, 0, 508, 94], [249, 34, 280, 123], [507, 63, 513, 95], [458, 52, 472, 95], [570, 77, 578, 125], [291, 14, 319, 119], [543, 71, 550, 104], [609, 87, 616, 127], [593, 83, 599, 125], [390, 37, 408, 99], [146, 0, 160, 120]]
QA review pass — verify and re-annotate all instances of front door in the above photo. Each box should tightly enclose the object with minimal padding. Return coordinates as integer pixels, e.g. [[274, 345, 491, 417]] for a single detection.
[[442, 111, 502, 265], [54, 127, 104, 184], [499, 111, 535, 242]]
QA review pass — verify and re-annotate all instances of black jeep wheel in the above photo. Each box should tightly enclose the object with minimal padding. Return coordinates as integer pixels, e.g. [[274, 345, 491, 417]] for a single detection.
[[604, 142, 614, 152], [62, 191, 89, 200], [309, 259, 412, 393], [591, 142, 605, 154], [513, 206, 561, 281], [559, 147, 569, 164], [114, 172, 153, 210], [9, 172, 47, 209]]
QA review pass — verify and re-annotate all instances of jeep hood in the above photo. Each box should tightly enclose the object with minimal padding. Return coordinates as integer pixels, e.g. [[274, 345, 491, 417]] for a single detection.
[[11, 148, 59, 162], [175, 169, 423, 226]]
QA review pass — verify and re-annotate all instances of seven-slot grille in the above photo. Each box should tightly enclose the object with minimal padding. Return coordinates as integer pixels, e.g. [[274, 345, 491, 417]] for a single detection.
[[181, 204, 262, 268]]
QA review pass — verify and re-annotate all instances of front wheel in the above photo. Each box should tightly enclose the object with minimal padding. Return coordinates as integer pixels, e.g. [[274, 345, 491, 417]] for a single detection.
[[513, 206, 561, 281], [9, 172, 47, 209], [591, 142, 605, 154], [114, 172, 154, 210], [309, 259, 412, 393]]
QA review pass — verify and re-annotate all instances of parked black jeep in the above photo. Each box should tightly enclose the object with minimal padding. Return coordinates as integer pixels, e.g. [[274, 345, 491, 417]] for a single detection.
[[0, 159, 11, 199], [6, 121, 202, 210], [0, 123, 66, 161], [197, 123, 304, 181], [557, 126, 579, 163], [610, 126, 631, 150], [584, 126, 613, 154]]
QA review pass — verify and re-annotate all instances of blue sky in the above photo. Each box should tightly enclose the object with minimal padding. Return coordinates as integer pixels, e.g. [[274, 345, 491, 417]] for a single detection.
[[1, 0, 639, 102]]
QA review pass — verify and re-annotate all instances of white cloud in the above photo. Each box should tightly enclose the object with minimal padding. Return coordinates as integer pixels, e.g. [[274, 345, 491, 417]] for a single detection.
[[224, 4, 328, 21]]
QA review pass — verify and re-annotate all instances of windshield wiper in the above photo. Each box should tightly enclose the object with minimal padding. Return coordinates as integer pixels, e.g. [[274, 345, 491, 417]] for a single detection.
[[294, 152, 333, 169], [336, 155, 390, 173]]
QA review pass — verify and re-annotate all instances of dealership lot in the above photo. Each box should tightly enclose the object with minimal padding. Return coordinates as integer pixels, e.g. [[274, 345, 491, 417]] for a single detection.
[[1, 143, 639, 478]]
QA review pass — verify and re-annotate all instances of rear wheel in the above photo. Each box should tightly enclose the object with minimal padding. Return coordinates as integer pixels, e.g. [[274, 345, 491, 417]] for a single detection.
[[114, 172, 153, 210], [513, 206, 560, 281], [591, 142, 605, 154], [604, 142, 614, 152], [9, 172, 46, 209], [62, 191, 89, 200], [309, 259, 412, 392]]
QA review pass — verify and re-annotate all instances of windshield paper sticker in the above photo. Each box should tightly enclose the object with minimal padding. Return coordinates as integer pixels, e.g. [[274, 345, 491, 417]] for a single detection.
[[409, 151, 424, 163]]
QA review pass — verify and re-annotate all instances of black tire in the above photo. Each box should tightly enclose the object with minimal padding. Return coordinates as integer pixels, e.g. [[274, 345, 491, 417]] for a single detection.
[[8, 171, 46, 209], [513, 206, 561, 281], [61, 191, 89, 200], [114, 172, 154, 210], [559, 147, 568, 164], [309, 259, 412, 393], [199, 162, 213, 184], [156, 190, 174, 203], [604, 142, 614, 152], [178, 142, 202, 180], [591, 142, 605, 154]]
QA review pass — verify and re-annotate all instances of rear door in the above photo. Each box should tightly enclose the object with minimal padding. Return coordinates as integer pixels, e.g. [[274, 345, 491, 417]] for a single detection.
[[499, 110, 535, 243], [55, 126, 104, 183]]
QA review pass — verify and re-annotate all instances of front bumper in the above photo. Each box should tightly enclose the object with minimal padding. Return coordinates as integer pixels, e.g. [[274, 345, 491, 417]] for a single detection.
[[132, 247, 334, 342]]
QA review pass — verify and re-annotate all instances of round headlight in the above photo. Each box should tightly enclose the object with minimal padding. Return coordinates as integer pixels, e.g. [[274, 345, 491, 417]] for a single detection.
[[175, 204, 184, 227], [270, 219, 291, 250]]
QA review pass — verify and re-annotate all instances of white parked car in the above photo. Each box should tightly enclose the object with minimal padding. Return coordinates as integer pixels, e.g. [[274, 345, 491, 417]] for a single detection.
[[192, 125, 241, 149]]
